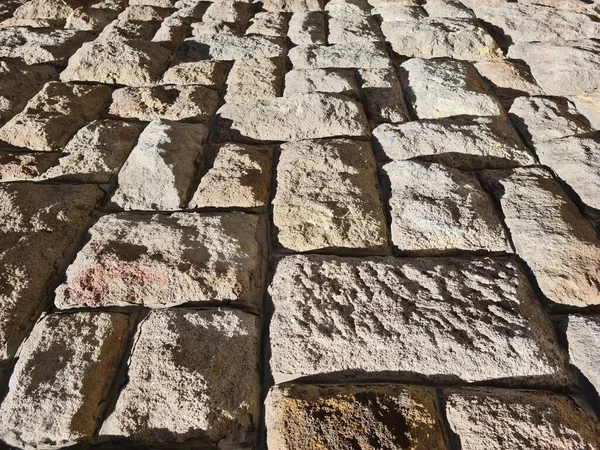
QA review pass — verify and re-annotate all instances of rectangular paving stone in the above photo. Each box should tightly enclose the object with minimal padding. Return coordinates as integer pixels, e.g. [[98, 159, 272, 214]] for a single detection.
[[188, 142, 273, 210], [444, 388, 600, 450], [284, 68, 359, 98], [224, 57, 284, 104], [177, 35, 284, 61], [383, 160, 510, 254], [268, 254, 568, 385], [159, 60, 229, 87], [287, 11, 325, 45], [358, 67, 409, 123], [266, 384, 447, 450], [109, 119, 208, 211], [54, 212, 264, 309], [99, 308, 260, 446], [481, 167, 600, 307], [566, 315, 600, 397], [381, 18, 502, 60], [0, 151, 57, 181], [0, 82, 111, 152], [214, 93, 369, 143], [108, 85, 219, 123], [273, 139, 389, 252], [288, 42, 392, 69], [373, 116, 534, 169], [0, 312, 130, 449], [40, 119, 144, 183], [0, 183, 103, 360], [400, 58, 504, 119]]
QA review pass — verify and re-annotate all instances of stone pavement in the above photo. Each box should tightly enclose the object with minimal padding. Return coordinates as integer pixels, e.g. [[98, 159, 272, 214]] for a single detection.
[[1, 0, 600, 448]]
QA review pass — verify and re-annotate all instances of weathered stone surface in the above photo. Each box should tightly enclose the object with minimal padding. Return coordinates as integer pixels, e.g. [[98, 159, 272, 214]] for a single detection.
[[188, 143, 273, 210], [566, 315, 600, 395], [371, 4, 426, 22], [0, 152, 57, 181], [160, 60, 228, 87], [266, 385, 447, 450], [358, 68, 409, 123], [110, 120, 208, 210], [55, 212, 263, 308], [99, 308, 260, 445], [98, 18, 160, 41], [474, 59, 543, 104], [570, 89, 600, 130], [287, 11, 325, 45], [12, 0, 82, 20], [0, 61, 56, 123], [41, 120, 144, 183], [225, 57, 284, 104], [60, 40, 172, 87], [507, 39, 600, 96], [328, 17, 383, 44], [202, 0, 253, 28], [444, 389, 600, 450], [381, 18, 501, 60], [534, 134, 600, 210], [288, 42, 392, 69], [284, 69, 359, 98], [268, 255, 568, 384], [0, 17, 63, 28], [215, 93, 369, 142], [0, 183, 103, 359], [109, 85, 219, 123], [65, 6, 119, 31], [246, 12, 287, 37], [482, 167, 600, 307], [0, 312, 130, 449], [0, 27, 93, 65], [262, 0, 323, 12], [373, 116, 534, 169], [423, 0, 474, 18], [131, 0, 176, 6], [177, 35, 284, 61], [383, 160, 509, 254], [0, 82, 111, 152], [118, 5, 171, 21], [474, 4, 600, 47], [508, 96, 594, 145], [401, 58, 504, 119], [273, 139, 389, 252]]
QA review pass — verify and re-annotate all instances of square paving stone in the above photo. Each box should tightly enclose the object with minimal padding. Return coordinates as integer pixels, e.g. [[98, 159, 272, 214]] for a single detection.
[[99, 308, 260, 446], [481, 167, 600, 308], [273, 138, 389, 252], [268, 255, 568, 385], [566, 315, 600, 396], [0, 183, 103, 360], [444, 388, 600, 450], [383, 160, 510, 254], [266, 384, 447, 450], [54, 212, 264, 309], [0, 312, 130, 449]]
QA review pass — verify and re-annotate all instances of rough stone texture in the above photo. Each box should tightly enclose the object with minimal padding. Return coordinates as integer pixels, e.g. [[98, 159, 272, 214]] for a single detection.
[[381, 18, 502, 60], [566, 315, 600, 395], [0, 312, 130, 449], [225, 57, 284, 104], [0, 183, 103, 360], [0, 61, 56, 123], [508, 39, 600, 96], [160, 60, 229, 87], [0, 152, 57, 181], [110, 120, 208, 210], [108, 85, 219, 123], [508, 96, 594, 145], [373, 116, 534, 169], [482, 167, 600, 307], [60, 40, 172, 87], [287, 11, 325, 45], [570, 89, 600, 130], [65, 6, 119, 31], [41, 120, 144, 183], [268, 255, 568, 384], [214, 93, 370, 143], [266, 384, 447, 450], [424, 0, 474, 18], [0, 27, 93, 65], [474, 59, 544, 104], [246, 12, 287, 37], [55, 212, 263, 309], [328, 16, 383, 44], [273, 139, 389, 252], [444, 388, 600, 450], [401, 58, 505, 119], [358, 68, 409, 123], [99, 308, 260, 445], [288, 42, 392, 69], [177, 35, 284, 61], [118, 5, 171, 21], [262, 0, 323, 12], [188, 143, 273, 210], [383, 160, 509, 254], [371, 5, 427, 22], [284, 68, 359, 98], [0, 82, 111, 152], [534, 134, 600, 210]]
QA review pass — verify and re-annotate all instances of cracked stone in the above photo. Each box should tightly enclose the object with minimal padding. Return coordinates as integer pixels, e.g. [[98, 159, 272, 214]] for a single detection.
[[225, 57, 284, 104], [284, 69, 359, 98], [287, 11, 325, 45], [288, 42, 392, 69], [566, 315, 600, 396], [54, 212, 264, 309], [273, 138, 389, 252]]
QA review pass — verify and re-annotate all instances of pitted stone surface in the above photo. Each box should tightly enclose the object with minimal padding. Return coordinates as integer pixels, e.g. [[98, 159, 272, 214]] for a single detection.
[[160, 60, 229, 87], [178, 35, 284, 61], [566, 315, 600, 395], [99, 308, 260, 445], [0, 152, 57, 181], [284, 68, 359, 98], [224, 57, 284, 104], [288, 42, 392, 69], [54, 212, 263, 309], [474, 59, 544, 104], [268, 254, 568, 384], [358, 67, 409, 123], [570, 89, 600, 130], [0, 312, 130, 449], [444, 388, 600, 450], [266, 384, 447, 450], [287, 11, 325, 44]]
